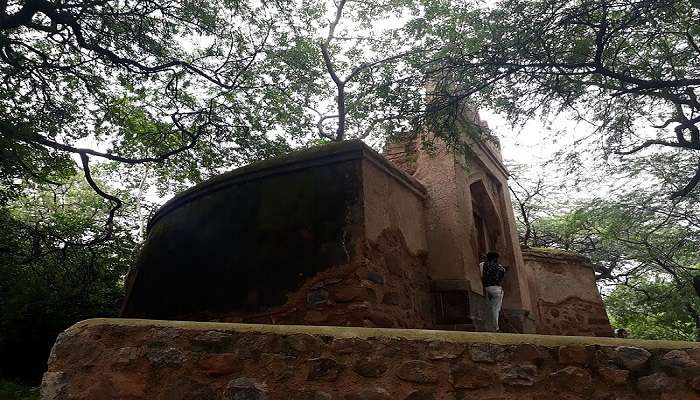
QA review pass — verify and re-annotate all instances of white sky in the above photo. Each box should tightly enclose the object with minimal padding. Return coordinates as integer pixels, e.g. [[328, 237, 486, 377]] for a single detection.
[[481, 109, 557, 167]]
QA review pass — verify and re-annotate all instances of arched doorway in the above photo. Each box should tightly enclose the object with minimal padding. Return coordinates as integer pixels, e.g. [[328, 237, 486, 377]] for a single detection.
[[469, 180, 503, 260]]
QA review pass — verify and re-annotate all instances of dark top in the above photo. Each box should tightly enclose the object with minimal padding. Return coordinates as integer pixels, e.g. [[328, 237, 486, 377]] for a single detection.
[[481, 260, 506, 287]]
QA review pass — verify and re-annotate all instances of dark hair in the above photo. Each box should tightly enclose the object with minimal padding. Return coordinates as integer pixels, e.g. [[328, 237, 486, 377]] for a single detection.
[[486, 252, 499, 261]]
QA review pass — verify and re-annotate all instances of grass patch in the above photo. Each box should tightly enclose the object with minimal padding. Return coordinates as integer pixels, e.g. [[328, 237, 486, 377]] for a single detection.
[[0, 380, 39, 400]]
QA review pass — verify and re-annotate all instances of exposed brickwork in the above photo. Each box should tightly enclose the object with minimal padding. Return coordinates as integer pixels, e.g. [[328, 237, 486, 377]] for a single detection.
[[538, 297, 613, 337], [383, 138, 418, 176], [185, 229, 433, 330], [42, 320, 700, 400], [385, 131, 538, 333]]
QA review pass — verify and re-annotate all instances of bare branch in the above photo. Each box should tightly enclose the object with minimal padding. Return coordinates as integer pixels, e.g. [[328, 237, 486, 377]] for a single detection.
[[670, 161, 700, 199], [615, 139, 693, 155], [78, 153, 121, 244]]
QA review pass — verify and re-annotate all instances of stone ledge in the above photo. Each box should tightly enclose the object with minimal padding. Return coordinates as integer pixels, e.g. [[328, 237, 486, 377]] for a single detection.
[[72, 318, 700, 349], [522, 247, 592, 265]]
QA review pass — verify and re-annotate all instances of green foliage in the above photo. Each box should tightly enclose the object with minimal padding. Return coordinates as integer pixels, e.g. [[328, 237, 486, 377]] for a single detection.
[[0, 176, 137, 381], [513, 170, 700, 339], [417, 0, 700, 198], [1, 0, 296, 204], [0, 381, 39, 400], [606, 278, 698, 341], [531, 193, 700, 281], [256, 0, 433, 143]]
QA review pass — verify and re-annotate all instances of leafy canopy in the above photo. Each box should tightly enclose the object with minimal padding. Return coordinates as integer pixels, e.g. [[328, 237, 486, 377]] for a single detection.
[[422, 0, 700, 198]]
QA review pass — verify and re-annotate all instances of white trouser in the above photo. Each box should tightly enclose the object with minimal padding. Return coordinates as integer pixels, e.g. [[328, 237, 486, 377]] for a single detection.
[[485, 285, 504, 331]]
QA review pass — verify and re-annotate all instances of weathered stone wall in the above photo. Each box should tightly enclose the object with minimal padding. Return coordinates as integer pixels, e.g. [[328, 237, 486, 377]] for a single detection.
[[43, 319, 700, 400], [362, 157, 428, 255], [523, 248, 613, 337], [123, 140, 434, 330], [218, 228, 433, 329], [122, 142, 366, 320]]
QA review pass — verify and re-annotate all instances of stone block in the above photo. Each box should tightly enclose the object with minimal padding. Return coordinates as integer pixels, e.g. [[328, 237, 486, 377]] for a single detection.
[[197, 353, 242, 376], [500, 363, 538, 386], [614, 346, 651, 371], [469, 343, 501, 363], [344, 387, 391, 400], [426, 341, 464, 360], [508, 344, 548, 363], [191, 331, 236, 353], [146, 347, 186, 367], [352, 357, 388, 378], [660, 349, 700, 377], [156, 377, 212, 400], [307, 357, 344, 382], [404, 390, 435, 400], [291, 390, 333, 400], [636, 372, 677, 393], [223, 377, 268, 400], [397, 360, 438, 383], [449, 361, 496, 389], [40, 372, 68, 400], [112, 346, 143, 366], [549, 366, 592, 393], [598, 366, 629, 385], [558, 345, 589, 365], [285, 334, 325, 355], [260, 353, 296, 382]]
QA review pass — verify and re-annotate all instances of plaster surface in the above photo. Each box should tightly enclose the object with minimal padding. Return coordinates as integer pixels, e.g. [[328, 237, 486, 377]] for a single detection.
[[523, 248, 613, 337]]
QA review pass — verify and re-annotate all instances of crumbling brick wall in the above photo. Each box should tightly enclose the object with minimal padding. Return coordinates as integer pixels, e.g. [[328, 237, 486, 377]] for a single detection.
[[211, 228, 433, 329]]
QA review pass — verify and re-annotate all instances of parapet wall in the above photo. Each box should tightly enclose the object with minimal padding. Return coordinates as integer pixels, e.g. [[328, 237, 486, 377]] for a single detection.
[[43, 319, 700, 400]]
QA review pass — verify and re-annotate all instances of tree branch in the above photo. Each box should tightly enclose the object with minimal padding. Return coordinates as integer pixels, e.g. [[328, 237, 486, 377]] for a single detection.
[[78, 153, 121, 244], [670, 161, 700, 199], [319, 0, 347, 141]]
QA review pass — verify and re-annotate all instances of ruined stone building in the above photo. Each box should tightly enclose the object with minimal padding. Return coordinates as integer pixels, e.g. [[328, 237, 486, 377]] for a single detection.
[[121, 119, 611, 337], [44, 119, 700, 400]]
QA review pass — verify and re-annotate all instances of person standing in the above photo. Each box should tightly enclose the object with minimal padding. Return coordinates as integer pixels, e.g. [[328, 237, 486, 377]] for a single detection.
[[480, 252, 506, 332]]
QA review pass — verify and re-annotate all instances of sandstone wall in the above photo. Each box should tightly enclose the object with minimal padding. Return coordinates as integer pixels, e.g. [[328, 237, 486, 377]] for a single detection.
[[43, 319, 700, 400], [523, 248, 613, 337]]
